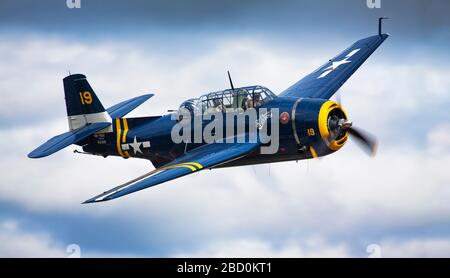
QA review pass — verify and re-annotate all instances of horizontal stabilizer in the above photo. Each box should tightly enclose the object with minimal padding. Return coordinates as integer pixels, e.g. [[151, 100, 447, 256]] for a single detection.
[[107, 94, 154, 118], [28, 122, 111, 158]]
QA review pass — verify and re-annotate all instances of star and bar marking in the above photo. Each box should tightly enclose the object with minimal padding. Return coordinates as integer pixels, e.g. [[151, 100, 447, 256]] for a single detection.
[[116, 118, 151, 157], [318, 48, 360, 79]]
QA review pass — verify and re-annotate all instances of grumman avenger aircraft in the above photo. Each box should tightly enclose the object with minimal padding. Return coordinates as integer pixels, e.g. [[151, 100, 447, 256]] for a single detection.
[[28, 19, 389, 203]]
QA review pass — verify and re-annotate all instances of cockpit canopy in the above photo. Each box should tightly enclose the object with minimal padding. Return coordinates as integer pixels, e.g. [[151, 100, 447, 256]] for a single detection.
[[179, 86, 276, 114]]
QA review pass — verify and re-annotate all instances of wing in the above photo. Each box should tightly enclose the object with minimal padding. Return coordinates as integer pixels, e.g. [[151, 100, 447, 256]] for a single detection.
[[83, 140, 260, 203], [28, 122, 111, 158], [279, 34, 389, 99], [107, 94, 154, 118]]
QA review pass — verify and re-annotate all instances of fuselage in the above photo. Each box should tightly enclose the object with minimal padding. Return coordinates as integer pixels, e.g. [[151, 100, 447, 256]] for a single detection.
[[80, 91, 349, 169]]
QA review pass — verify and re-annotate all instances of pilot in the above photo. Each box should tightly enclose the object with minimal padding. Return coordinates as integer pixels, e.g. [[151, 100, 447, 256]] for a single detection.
[[240, 98, 247, 110], [212, 98, 224, 112], [253, 94, 263, 108], [237, 93, 248, 111], [245, 97, 254, 110], [216, 104, 224, 112]]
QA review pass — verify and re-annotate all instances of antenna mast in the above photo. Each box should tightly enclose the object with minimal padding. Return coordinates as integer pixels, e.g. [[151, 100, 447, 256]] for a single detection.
[[227, 71, 235, 91], [378, 17, 389, 36]]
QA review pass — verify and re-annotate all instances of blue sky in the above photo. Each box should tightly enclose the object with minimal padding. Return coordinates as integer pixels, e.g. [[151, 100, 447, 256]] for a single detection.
[[0, 0, 450, 257]]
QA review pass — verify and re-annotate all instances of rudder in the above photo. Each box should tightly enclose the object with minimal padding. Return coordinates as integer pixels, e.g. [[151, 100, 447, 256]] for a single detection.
[[63, 74, 112, 131]]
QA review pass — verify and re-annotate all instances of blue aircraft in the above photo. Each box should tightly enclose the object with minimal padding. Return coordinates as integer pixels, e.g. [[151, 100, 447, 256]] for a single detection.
[[29, 19, 389, 203]]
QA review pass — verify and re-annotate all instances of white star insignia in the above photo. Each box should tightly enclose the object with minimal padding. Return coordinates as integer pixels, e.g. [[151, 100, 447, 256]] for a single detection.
[[318, 48, 360, 79], [130, 136, 143, 155]]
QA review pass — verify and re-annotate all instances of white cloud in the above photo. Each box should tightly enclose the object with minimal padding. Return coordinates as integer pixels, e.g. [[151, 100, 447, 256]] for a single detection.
[[1, 34, 450, 257], [428, 123, 450, 155], [0, 220, 66, 257], [380, 238, 450, 258], [175, 237, 450, 258], [173, 238, 350, 258]]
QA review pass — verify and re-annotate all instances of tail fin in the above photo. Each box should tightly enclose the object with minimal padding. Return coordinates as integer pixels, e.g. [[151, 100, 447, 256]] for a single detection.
[[63, 74, 112, 131]]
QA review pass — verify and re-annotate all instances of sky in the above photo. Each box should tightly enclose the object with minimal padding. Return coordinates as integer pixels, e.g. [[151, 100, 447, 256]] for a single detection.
[[0, 0, 450, 257]]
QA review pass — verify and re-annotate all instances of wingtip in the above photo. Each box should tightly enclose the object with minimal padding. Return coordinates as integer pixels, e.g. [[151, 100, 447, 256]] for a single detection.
[[82, 194, 113, 204], [82, 197, 104, 204], [27, 151, 43, 159], [82, 198, 96, 204]]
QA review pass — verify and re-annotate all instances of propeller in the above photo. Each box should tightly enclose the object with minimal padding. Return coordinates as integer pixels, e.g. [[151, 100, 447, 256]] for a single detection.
[[329, 91, 377, 157], [330, 118, 378, 156], [346, 124, 378, 156]]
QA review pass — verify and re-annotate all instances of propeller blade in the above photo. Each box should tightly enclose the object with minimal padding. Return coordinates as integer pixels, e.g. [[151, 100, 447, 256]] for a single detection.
[[348, 126, 378, 156]]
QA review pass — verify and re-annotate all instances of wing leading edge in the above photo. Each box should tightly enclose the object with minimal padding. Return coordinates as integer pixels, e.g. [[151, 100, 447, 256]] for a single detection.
[[280, 34, 389, 99], [107, 94, 154, 118], [83, 140, 260, 203]]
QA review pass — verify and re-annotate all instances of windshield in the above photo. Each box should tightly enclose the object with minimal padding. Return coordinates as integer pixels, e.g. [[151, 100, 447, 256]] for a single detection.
[[178, 86, 276, 114]]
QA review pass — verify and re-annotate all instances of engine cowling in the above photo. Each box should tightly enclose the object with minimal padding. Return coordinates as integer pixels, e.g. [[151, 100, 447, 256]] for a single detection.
[[293, 99, 349, 157]]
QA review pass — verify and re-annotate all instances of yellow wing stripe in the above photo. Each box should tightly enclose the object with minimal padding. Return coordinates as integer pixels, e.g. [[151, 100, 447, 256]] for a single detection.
[[115, 118, 125, 157], [182, 162, 203, 169], [166, 164, 197, 171], [159, 162, 204, 172]]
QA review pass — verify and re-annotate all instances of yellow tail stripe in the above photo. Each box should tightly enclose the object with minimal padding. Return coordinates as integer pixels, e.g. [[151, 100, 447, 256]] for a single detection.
[[122, 118, 129, 143], [122, 118, 130, 158], [115, 118, 125, 157]]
